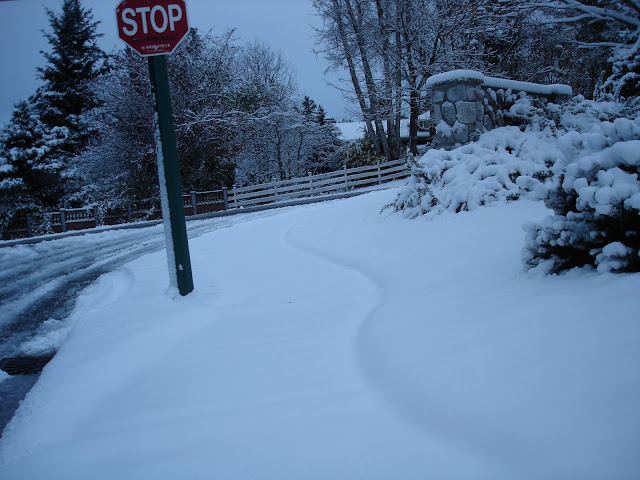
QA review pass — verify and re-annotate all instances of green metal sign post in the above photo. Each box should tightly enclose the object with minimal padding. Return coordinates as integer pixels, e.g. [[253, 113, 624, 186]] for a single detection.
[[148, 55, 194, 296], [116, 0, 193, 296]]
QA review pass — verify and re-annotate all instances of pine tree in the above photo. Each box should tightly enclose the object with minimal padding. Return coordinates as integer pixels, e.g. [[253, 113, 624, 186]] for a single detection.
[[0, 100, 68, 231], [301, 96, 318, 118], [317, 105, 327, 126], [602, 33, 640, 107], [299, 97, 341, 174], [37, 0, 105, 153], [0, 0, 105, 232]]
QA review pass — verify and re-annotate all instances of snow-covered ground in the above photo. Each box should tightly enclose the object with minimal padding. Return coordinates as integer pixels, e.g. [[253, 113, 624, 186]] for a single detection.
[[1, 189, 638, 478]]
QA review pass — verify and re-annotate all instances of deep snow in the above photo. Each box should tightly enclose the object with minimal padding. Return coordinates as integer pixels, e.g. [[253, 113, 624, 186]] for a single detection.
[[0, 189, 638, 479]]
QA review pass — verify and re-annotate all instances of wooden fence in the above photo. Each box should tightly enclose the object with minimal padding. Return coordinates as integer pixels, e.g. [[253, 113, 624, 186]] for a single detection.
[[229, 160, 407, 208], [3, 160, 408, 239]]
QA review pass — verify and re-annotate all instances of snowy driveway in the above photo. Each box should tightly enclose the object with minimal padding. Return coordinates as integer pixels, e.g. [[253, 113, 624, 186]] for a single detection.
[[1, 190, 639, 479]]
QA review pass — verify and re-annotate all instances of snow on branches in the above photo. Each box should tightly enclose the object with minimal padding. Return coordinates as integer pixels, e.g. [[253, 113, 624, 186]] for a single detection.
[[524, 100, 640, 274], [390, 124, 556, 219]]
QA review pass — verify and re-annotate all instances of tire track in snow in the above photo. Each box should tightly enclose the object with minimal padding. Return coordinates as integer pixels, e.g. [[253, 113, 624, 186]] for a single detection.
[[0, 211, 282, 358]]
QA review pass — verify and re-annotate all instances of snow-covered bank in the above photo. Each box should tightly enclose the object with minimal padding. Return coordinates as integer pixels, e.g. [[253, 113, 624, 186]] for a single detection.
[[392, 98, 640, 274], [1, 190, 639, 479]]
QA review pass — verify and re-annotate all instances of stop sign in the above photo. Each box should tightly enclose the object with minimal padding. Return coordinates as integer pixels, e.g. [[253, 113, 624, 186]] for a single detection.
[[116, 0, 189, 56]]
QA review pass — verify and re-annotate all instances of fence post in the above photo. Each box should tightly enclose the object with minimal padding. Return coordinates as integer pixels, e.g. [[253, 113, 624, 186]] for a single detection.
[[93, 205, 99, 227], [344, 166, 348, 192], [222, 187, 229, 211], [378, 160, 382, 185], [309, 172, 313, 194], [26, 214, 33, 238], [191, 191, 198, 216], [233, 184, 238, 208], [127, 202, 133, 222], [60, 209, 67, 233], [273, 184, 278, 200]]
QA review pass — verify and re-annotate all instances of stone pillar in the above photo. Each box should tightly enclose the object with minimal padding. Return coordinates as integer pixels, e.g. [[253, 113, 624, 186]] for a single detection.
[[430, 77, 485, 150]]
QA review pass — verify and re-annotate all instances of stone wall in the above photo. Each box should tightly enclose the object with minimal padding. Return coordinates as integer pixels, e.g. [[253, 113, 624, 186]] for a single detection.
[[427, 70, 573, 149]]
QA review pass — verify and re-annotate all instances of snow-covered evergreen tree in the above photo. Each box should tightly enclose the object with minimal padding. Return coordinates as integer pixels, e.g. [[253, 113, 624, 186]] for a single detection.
[[515, 1, 640, 273], [523, 100, 640, 274], [521, 0, 639, 103], [37, 0, 105, 153], [299, 96, 342, 174], [338, 136, 384, 169], [0, 100, 68, 233], [0, 0, 105, 231], [601, 33, 640, 108]]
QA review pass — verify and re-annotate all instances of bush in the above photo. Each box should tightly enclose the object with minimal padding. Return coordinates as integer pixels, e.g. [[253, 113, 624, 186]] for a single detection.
[[524, 111, 640, 274], [389, 124, 557, 219]]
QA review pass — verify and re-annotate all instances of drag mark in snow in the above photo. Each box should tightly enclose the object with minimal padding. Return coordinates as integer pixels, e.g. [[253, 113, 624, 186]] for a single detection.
[[283, 213, 552, 475], [282, 226, 394, 394]]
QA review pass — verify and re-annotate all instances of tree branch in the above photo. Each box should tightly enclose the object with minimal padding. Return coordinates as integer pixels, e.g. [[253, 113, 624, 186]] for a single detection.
[[537, 0, 640, 28]]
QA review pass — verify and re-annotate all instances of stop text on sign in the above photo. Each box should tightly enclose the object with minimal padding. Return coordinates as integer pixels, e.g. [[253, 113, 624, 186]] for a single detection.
[[120, 5, 183, 36], [116, 0, 189, 56]]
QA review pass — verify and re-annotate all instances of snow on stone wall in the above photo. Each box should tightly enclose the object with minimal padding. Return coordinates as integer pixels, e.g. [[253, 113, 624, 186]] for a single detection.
[[428, 70, 573, 149]]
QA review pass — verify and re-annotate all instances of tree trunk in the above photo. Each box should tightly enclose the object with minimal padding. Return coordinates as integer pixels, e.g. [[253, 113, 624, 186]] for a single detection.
[[376, 0, 399, 160], [333, 0, 379, 152], [408, 88, 420, 156], [345, 0, 390, 158]]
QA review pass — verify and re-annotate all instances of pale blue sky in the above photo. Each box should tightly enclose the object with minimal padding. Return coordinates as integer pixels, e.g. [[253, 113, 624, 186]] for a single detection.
[[0, 0, 349, 126]]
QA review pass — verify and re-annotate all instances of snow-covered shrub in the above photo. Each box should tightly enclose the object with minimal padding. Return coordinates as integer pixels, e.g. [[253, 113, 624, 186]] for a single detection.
[[391, 93, 640, 274], [524, 109, 640, 274], [390, 123, 559, 219], [485, 88, 557, 132]]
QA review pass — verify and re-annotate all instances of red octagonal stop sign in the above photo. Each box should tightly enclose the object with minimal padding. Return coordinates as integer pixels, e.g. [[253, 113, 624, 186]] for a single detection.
[[116, 0, 189, 56]]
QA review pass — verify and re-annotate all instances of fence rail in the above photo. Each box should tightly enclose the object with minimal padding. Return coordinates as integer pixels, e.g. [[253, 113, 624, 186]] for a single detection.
[[3, 160, 409, 240]]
